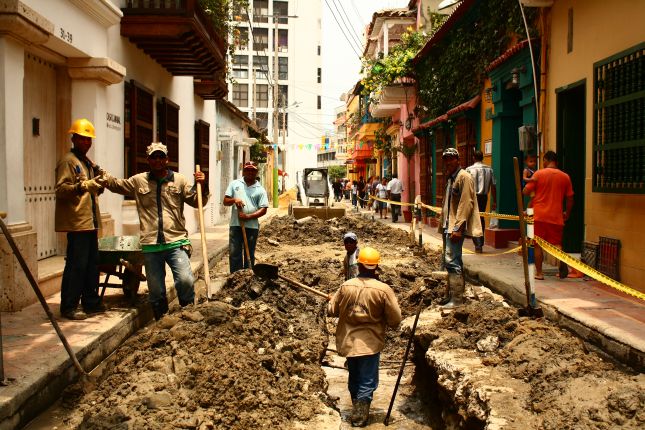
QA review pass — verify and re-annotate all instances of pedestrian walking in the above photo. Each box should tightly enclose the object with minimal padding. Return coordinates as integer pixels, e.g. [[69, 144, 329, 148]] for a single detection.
[[351, 181, 358, 208], [55, 119, 105, 320], [465, 150, 497, 253], [328, 247, 402, 427], [332, 179, 343, 202], [357, 176, 366, 208], [522, 151, 574, 280], [376, 177, 389, 219], [100, 142, 208, 320], [386, 174, 403, 222], [438, 148, 482, 308], [342, 232, 360, 281], [223, 161, 269, 273]]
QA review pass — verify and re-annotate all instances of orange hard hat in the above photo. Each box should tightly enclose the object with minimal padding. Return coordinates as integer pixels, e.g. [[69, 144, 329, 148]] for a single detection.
[[357, 247, 380, 269], [68, 118, 96, 138]]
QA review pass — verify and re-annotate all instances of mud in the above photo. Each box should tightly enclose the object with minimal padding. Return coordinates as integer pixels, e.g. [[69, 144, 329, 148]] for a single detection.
[[53, 213, 643, 429]]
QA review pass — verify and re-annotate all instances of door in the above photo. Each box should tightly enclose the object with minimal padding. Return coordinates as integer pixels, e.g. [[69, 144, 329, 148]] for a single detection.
[[23, 53, 57, 260], [557, 82, 585, 253]]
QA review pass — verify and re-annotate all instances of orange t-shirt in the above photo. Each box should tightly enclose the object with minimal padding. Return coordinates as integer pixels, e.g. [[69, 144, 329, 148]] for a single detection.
[[523, 167, 573, 226]]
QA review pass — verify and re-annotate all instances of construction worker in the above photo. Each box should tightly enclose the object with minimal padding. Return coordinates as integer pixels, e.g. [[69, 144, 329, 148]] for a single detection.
[[99, 143, 208, 320], [438, 147, 482, 308], [328, 247, 402, 427], [55, 119, 105, 320], [342, 232, 360, 280]]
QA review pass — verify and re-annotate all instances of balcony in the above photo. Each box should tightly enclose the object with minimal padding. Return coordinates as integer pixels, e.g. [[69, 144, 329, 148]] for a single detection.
[[121, 0, 227, 81]]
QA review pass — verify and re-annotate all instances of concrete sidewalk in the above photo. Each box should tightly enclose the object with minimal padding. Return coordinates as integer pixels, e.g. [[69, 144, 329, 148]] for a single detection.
[[351, 203, 645, 370], [0, 209, 280, 429]]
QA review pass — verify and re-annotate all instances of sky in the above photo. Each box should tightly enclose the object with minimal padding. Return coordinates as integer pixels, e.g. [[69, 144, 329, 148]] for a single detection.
[[321, 0, 410, 133]]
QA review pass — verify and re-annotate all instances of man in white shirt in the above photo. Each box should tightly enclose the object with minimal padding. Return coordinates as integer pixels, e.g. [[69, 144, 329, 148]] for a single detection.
[[465, 151, 497, 253], [386, 174, 403, 223]]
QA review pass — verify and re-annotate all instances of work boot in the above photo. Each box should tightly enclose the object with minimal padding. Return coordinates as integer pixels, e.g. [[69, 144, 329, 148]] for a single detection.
[[351, 399, 371, 427], [62, 309, 88, 320], [441, 273, 465, 309]]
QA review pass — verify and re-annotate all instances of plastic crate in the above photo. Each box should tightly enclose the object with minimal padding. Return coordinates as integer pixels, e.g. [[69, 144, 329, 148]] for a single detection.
[[598, 237, 620, 281]]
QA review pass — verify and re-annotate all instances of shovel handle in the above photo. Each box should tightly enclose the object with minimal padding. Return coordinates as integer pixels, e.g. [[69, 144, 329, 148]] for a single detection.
[[195, 165, 211, 296], [240, 221, 253, 269], [278, 274, 330, 299]]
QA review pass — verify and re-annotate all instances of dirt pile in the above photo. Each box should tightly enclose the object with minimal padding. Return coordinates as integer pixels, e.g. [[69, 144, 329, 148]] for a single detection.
[[417, 301, 645, 429], [60, 270, 331, 430]]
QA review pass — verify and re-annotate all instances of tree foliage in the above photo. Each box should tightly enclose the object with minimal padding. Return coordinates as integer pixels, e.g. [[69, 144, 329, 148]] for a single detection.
[[327, 165, 347, 181]]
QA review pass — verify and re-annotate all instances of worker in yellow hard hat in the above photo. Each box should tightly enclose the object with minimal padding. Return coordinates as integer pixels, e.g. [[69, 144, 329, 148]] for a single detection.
[[328, 247, 402, 427], [55, 118, 105, 320]]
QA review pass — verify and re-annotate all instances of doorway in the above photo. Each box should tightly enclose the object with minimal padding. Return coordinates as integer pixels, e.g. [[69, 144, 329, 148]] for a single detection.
[[556, 81, 586, 253]]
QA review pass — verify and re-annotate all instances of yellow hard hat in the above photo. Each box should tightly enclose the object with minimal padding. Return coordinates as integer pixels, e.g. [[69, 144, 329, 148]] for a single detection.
[[68, 118, 96, 138], [358, 247, 380, 269]]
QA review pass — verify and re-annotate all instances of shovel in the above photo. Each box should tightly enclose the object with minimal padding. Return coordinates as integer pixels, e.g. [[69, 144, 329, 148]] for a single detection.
[[253, 263, 330, 300], [0, 212, 97, 392]]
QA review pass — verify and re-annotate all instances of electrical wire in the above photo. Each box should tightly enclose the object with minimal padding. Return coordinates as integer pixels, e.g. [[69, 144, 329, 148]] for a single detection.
[[331, 0, 363, 52], [323, 0, 362, 58]]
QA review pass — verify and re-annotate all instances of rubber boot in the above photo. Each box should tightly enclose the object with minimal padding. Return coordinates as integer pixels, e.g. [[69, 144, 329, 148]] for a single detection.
[[351, 399, 371, 427], [441, 273, 465, 309]]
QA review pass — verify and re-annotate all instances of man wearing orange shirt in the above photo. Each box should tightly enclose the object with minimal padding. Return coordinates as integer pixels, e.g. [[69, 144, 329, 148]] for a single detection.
[[523, 151, 574, 280]]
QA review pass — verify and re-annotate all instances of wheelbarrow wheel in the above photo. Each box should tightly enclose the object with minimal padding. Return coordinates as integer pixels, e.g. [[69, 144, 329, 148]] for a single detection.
[[122, 271, 140, 301]]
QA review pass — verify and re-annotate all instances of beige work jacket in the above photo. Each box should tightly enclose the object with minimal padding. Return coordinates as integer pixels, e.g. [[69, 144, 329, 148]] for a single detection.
[[438, 168, 483, 237], [102, 171, 208, 245], [55, 151, 101, 232], [328, 276, 402, 357]]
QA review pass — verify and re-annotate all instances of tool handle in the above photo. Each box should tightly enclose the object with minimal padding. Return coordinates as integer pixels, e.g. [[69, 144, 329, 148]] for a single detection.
[[278, 274, 330, 299], [0, 217, 87, 377], [512, 157, 532, 308], [195, 165, 211, 296], [240, 221, 253, 269]]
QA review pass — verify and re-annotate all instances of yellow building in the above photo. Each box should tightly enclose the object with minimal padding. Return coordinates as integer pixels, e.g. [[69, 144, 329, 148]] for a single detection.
[[546, 0, 645, 290]]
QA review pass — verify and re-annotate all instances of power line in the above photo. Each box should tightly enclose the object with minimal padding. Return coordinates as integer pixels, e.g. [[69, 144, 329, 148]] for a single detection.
[[323, 0, 362, 58], [331, 0, 363, 52]]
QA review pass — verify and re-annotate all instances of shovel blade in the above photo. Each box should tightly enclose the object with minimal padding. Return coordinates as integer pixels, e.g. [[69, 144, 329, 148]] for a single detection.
[[253, 263, 279, 280]]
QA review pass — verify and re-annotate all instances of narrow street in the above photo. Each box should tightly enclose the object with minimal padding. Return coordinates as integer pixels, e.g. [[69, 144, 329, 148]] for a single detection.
[[20, 206, 644, 429]]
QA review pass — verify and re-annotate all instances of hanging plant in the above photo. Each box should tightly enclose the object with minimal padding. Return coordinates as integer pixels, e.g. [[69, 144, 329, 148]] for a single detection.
[[416, 0, 537, 118], [360, 29, 428, 96], [199, 0, 249, 58]]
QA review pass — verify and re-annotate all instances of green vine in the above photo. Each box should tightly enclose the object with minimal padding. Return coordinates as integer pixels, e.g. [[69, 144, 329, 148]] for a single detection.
[[416, 0, 538, 119], [360, 29, 428, 96]]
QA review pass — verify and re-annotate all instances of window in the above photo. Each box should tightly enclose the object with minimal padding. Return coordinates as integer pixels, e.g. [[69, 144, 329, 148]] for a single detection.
[[317, 67, 321, 83], [233, 55, 248, 67], [278, 57, 288, 80], [278, 29, 288, 51], [232, 68, 248, 79], [157, 97, 180, 171], [317, 45, 321, 55], [593, 43, 645, 193], [233, 83, 248, 107], [194, 120, 210, 175], [255, 112, 269, 130], [317, 95, 321, 110], [279, 85, 288, 106], [236, 28, 249, 49], [274, 1, 288, 23], [253, 0, 268, 23], [253, 55, 268, 70], [124, 80, 154, 176], [253, 28, 268, 51], [257, 84, 269, 108]]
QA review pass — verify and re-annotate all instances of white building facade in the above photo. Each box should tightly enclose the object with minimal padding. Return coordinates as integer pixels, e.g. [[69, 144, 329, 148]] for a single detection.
[[227, 0, 323, 187], [0, 0, 252, 311]]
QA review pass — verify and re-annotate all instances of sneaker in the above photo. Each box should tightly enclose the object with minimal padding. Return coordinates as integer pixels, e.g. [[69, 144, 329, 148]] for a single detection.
[[62, 309, 88, 320], [475, 247, 483, 253], [84, 303, 107, 315]]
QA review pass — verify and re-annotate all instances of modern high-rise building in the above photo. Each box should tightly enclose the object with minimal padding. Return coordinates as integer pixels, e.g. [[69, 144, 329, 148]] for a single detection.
[[228, 0, 323, 186]]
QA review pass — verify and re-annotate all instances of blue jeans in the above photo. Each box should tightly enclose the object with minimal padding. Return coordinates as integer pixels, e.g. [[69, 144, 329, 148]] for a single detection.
[[443, 232, 464, 274], [60, 231, 101, 314], [229, 226, 259, 273], [143, 247, 194, 318], [347, 353, 380, 402]]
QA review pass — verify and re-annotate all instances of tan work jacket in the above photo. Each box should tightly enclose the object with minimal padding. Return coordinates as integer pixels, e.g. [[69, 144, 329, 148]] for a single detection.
[[103, 171, 208, 245], [438, 168, 483, 237], [328, 276, 402, 357], [55, 150, 101, 232]]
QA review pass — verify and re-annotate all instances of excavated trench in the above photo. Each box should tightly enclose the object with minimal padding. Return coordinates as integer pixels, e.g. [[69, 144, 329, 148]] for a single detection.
[[30, 214, 644, 429]]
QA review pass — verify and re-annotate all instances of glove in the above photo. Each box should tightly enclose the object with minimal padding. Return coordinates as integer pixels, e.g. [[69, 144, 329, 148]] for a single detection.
[[80, 179, 103, 194]]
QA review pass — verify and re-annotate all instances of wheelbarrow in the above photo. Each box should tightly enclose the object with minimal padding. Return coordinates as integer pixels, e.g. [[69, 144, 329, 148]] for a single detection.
[[98, 236, 146, 301]]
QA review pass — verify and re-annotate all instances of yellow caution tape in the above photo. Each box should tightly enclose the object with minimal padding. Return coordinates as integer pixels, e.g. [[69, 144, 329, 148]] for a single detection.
[[463, 246, 522, 256], [419, 202, 443, 213], [370, 195, 416, 207], [533, 236, 645, 301]]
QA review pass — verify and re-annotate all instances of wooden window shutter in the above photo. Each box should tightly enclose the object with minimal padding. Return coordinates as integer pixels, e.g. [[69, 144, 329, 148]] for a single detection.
[[159, 97, 180, 171], [125, 80, 155, 176], [194, 120, 210, 175]]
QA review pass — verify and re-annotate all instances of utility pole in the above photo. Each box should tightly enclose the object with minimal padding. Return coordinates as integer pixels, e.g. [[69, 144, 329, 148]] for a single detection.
[[282, 92, 287, 193], [272, 15, 279, 208], [252, 66, 257, 122]]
